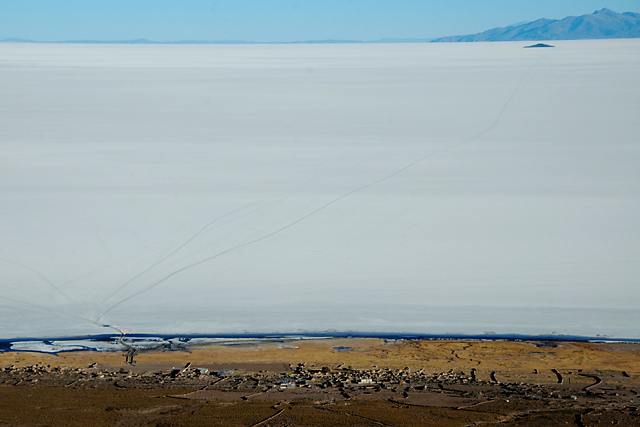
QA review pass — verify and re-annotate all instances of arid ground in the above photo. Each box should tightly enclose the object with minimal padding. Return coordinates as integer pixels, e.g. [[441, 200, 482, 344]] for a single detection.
[[1, 339, 639, 426]]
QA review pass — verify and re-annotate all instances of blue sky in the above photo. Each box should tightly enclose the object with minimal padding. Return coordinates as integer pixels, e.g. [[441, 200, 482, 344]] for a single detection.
[[1, 0, 639, 42]]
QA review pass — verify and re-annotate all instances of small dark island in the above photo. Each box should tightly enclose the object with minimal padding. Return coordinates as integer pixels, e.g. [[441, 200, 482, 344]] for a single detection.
[[524, 43, 555, 48]]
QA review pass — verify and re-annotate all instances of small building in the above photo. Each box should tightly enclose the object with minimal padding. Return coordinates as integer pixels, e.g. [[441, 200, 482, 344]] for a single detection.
[[276, 379, 307, 388]]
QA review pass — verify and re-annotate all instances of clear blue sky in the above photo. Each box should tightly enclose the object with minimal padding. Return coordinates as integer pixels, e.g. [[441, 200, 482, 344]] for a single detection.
[[1, 0, 639, 42]]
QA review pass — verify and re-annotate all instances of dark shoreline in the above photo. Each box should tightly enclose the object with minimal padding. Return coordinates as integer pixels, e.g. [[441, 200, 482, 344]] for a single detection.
[[2, 332, 638, 354]]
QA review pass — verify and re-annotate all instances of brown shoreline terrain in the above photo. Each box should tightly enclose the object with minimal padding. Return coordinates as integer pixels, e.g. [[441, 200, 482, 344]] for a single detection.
[[1, 339, 639, 426]]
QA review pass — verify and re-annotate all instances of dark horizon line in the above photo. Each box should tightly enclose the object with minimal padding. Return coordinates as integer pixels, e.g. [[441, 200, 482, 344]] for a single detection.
[[2, 331, 637, 345]]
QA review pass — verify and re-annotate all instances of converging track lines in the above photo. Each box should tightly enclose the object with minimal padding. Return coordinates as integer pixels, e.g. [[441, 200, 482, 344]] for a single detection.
[[94, 53, 546, 323]]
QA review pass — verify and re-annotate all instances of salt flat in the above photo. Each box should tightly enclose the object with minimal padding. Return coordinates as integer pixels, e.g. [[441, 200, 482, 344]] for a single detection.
[[0, 40, 639, 339]]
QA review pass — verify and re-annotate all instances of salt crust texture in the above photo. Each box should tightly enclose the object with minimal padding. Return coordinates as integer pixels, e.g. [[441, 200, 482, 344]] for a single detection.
[[1, 40, 639, 338]]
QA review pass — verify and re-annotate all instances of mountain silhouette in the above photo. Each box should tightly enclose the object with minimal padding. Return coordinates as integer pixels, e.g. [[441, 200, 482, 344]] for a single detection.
[[433, 8, 640, 42]]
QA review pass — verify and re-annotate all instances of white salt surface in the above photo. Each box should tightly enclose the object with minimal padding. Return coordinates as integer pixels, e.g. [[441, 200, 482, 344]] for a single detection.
[[1, 40, 639, 339], [10, 340, 127, 353]]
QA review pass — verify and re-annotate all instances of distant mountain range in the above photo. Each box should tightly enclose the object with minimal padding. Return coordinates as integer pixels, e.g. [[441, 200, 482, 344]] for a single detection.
[[2, 9, 639, 45], [0, 37, 434, 45], [0, 37, 255, 45], [432, 8, 640, 42]]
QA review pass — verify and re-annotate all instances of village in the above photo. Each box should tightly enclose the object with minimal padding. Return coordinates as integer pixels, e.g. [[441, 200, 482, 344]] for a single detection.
[[2, 348, 640, 426], [1, 359, 636, 404]]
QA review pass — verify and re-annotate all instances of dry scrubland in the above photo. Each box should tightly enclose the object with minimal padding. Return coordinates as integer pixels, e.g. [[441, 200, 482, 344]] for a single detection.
[[1, 339, 640, 426], [4, 338, 640, 373]]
